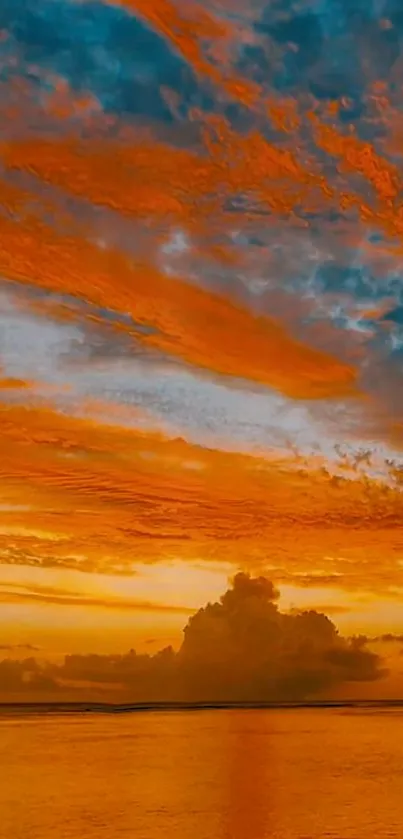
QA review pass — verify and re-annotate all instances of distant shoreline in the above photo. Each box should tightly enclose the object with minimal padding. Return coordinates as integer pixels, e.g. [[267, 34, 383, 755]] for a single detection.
[[1, 699, 403, 714]]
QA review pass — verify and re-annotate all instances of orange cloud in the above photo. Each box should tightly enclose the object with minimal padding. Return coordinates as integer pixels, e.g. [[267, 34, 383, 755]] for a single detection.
[[0, 403, 402, 594], [0, 198, 356, 399], [0, 581, 195, 614], [0, 377, 31, 390], [103, 0, 259, 104], [0, 123, 350, 231]]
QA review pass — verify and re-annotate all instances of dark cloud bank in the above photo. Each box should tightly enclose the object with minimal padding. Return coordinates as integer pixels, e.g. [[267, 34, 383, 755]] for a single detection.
[[0, 574, 384, 702]]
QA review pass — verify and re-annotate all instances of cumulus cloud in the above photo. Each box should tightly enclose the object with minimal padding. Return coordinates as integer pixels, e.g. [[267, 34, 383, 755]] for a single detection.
[[0, 574, 384, 702], [176, 574, 382, 701], [377, 634, 403, 644], [0, 657, 58, 694]]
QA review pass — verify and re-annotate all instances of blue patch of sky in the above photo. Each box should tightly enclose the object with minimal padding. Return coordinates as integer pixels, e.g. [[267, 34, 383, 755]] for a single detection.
[[296, 256, 403, 362], [0, 0, 213, 122], [236, 0, 403, 145]]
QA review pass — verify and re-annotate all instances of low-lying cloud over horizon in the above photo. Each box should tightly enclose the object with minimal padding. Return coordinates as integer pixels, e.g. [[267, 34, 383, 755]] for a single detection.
[[0, 574, 384, 703]]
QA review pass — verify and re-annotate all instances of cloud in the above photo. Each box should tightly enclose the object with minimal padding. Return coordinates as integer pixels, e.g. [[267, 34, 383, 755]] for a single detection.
[[0, 195, 357, 401], [0, 581, 195, 614], [0, 287, 364, 461], [0, 657, 59, 695], [0, 377, 31, 390], [0, 0, 403, 435], [0, 403, 402, 594], [176, 573, 383, 701], [290, 603, 352, 616], [2, 0, 403, 656], [372, 633, 403, 644], [0, 574, 384, 702]]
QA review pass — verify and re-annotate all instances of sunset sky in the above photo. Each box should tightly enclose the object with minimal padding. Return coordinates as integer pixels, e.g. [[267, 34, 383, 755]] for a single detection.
[[1, 0, 403, 701]]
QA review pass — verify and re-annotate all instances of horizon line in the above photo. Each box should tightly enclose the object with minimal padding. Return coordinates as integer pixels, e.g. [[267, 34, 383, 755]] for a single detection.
[[1, 699, 403, 714]]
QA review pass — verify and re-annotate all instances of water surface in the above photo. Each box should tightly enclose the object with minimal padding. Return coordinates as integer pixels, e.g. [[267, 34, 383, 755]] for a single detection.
[[0, 708, 402, 838]]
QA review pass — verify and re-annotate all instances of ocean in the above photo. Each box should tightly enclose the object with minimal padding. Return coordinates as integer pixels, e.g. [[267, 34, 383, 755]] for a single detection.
[[0, 706, 402, 838]]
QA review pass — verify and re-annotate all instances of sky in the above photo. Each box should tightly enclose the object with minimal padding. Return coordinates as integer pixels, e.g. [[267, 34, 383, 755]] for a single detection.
[[1, 0, 403, 701]]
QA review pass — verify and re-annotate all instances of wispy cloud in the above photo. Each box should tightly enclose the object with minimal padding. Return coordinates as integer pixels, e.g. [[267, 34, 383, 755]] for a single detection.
[[0, 581, 195, 614]]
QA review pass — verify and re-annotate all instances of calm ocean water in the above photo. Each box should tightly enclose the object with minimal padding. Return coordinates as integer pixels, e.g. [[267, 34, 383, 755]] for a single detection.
[[0, 708, 402, 838]]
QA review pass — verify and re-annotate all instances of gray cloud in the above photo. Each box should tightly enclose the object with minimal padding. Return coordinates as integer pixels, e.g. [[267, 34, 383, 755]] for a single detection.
[[0, 574, 384, 702], [370, 633, 403, 644]]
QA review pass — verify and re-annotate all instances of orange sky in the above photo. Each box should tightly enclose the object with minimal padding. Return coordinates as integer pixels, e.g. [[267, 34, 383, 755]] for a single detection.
[[1, 0, 403, 701]]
